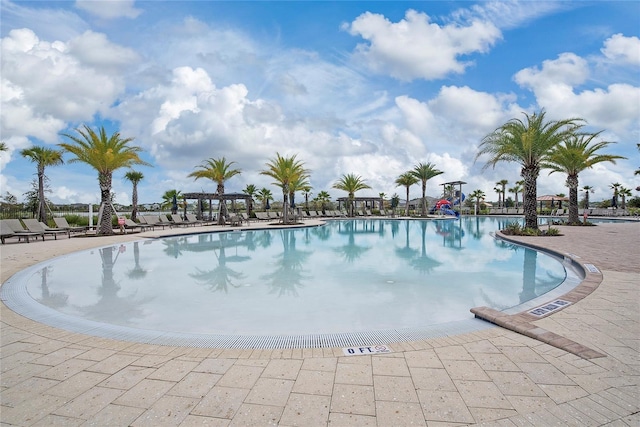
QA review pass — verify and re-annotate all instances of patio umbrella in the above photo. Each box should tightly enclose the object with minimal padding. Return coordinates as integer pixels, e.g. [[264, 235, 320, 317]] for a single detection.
[[265, 198, 270, 210], [171, 194, 178, 214], [290, 194, 295, 208]]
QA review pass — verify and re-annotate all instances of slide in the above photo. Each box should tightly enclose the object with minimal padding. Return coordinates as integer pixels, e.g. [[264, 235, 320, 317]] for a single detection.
[[450, 192, 466, 206], [441, 207, 460, 218]]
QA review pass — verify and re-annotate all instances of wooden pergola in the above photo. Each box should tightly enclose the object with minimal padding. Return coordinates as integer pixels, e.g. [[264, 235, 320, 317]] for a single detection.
[[182, 192, 252, 220], [336, 196, 384, 215]]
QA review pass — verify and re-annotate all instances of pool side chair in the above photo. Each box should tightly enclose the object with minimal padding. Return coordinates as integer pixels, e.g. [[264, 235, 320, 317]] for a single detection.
[[170, 214, 192, 227], [255, 212, 270, 221], [124, 219, 150, 232], [185, 214, 206, 226], [53, 217, 87, 233], [22, 219, 70, 239], [0, 220, 41, 244]]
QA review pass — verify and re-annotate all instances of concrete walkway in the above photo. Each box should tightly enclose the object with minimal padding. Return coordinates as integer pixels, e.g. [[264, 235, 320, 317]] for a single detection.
[[1, 219, 638, 426]]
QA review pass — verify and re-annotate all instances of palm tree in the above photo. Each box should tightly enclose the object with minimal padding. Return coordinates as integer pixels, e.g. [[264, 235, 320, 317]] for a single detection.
[[124, 171, 144, 221], [509, 182, 522, 209], [332, 173, 371, 217], [581, 185, 594, 209], [187, 157, 241, 225], [635, 144, 640, 176], [20, 146, 65, 223], [609, 182, 622, 208], [302, 186, 312, 211], [619, 187, 632, 210], [468, 189, 486, 215], [243, 184, 257, 217], [411, 162, 444, 216], [395, 172, 418, 217], [260, 153, 309, 224], [494, 186, 502, 208], [60, 125, 150, 235], [161, 189, 182, 212], [475, 109, 584, 229], [379, 192, 386, 211], [497, 179, 508, 208], [543, 133, 624, 223], [257, 187, 273, 210], [288, 175, 311, 214], [0, 141, 7, 152], [315, 190, 331, 212], [516, 179, 525, 206]]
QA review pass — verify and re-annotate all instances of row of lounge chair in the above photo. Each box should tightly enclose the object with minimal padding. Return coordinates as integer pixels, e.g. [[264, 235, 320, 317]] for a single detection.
[[1, 218, 72, 244]]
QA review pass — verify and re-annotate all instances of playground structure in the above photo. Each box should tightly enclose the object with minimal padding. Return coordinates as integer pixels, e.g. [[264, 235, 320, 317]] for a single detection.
[[432, 180, 467, 218]]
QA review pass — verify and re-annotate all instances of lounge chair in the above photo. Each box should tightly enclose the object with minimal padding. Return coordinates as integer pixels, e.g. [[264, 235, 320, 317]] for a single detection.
[[124, 219, 150, 232], [142, 215, 170, 229], [240, 213, 252, 223], [53, 217, 87, 233], [0, 220, 41, 243], [185, 214, 206, 225], [255, 212, 270, 221], [170, 214, 192, 227], [22, 219, 70, 239], [268, 212, 279, 220]]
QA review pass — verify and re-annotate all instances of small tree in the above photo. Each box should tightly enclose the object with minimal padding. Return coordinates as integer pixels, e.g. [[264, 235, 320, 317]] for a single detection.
[[124, 171, 144, 221], [395, 172, 418, 216], [332, 173, 371, 217], [20, 146, 64, 222]]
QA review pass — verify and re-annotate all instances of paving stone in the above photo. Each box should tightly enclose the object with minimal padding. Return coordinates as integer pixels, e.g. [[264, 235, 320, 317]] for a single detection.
[[87, 354, 140, 375], [442, 359, 491, 381], [0, 393, 69, 426], [375, 401, 427, 427], [454, 380, 513, 410], [167, 371, 221, 398], [330, 383, 375, 416], [228, 403, 283, 427], [279, 393, 330, 427], [434, 345, 474, 360], [147, 359, 200, 382], [292, 369, 334, 395], [99, 365, 155, 390], [486, 371, 546, 397], [245, 377, 294, 407], [300, 357, 337, 372], [46, 371, 110, 398], [403, 349, 444, 368], [112, 378, 175, 409], [372, 355, 410, 376], [193, 358, 236, 374], [473, 353, 520, 372], [216, 365, 264, 389], [468, 407, 518, 423], [261, 358, 303, 380], [334, 361, 372, 385], [416, 389, 474, 423], [409, 367, 456, 391], [538, 383, 589, 404], [191, 386, 249, 419], [0, 376, 59, 407], [53, 386, 123, 419], [179, 414, 230, 426], [373, 375, 418, 402], [131, 395, 198, 426], [327, 412, 376, 426], [84, 403, 146, 426], [31, 413, 85, 426], [516, 361, 576, 385]]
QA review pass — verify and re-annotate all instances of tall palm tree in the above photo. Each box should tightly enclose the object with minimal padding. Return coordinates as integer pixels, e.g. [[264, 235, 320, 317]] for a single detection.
[[494, 186, 502, 208], [635, 144, 640, 176], [333, 173, 371, 217], [469, 189, 486, 215], [543, 133, 624, 223], [60, 125, 150, 235], [243, 184, 257, 217], [315, 190, 331, 212], [619, 187, 632, 210], [20, 146, 65, 223], [302, 186, 312, 211], [188, 157, 241, 225], [395, 172, 418, 217], [496, 179, 508, 208], [509, 182, 522, 209], [257, 187, 273, 210], [288, 175, 311, 213], [260, 153, 309, 224], [581, 185, 594, 209], [161, 189, 182, 212], [609, 182, 622, 208], [475, 109, 584, 229], [124, 171, 144, 221], [516, 179, 525, 206], [411, 162, 443, 216]]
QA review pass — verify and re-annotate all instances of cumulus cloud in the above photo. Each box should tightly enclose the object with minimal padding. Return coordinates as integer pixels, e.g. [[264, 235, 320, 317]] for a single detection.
[[345, 9, 501, 81], [601, 33, 640, 66], [75, 0, 142, 19], [1, 28, 135, 142]]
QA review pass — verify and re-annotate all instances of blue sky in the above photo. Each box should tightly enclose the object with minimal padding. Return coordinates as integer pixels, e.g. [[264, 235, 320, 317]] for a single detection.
[[1, 0, 638, 206]]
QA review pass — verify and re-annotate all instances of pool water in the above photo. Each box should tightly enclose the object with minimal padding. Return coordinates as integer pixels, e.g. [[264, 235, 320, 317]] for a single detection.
[[12, 218, 569, 339]]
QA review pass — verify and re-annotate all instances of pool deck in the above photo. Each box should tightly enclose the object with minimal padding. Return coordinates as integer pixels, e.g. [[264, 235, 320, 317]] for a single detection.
[[1, 218, 638, 426]]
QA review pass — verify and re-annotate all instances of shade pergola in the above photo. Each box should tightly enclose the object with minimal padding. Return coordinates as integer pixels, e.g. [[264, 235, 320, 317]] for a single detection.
[[336, 196, 384, 215], [536, 194, 569, 209], [182, 192, 252, 220], [440, 180, 467, 214]]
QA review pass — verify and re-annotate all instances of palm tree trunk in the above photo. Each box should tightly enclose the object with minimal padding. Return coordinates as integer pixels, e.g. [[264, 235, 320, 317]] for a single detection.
[[282, 189, 289, 223], [37, 166, 46, 223], [405, 187, 410, 216], [98, 172, 114, 235], [421, 182, 426, 216], [567, 175, 579, 224], [131, 183, 138, 221], [217, 183, 227, 225], [522, 168, 539, 229]]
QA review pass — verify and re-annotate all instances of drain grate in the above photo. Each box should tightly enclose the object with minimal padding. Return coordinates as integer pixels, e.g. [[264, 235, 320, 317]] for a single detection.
[[528, 299, 571, 317]]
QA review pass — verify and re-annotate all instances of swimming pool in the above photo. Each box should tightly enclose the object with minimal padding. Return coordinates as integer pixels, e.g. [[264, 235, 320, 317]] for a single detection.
[[2, 217, 581, 348]]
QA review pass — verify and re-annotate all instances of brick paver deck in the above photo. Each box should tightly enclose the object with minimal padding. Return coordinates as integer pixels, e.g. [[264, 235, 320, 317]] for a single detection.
[[1, 218, 638, 426]]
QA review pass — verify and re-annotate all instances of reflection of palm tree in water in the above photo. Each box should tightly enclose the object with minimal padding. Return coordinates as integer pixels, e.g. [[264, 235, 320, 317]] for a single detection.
[[190, 233, 247, 293], [127, 242, 147, 280], [409, 220, 442, 273], [77, 245, 150, 325], [262, 229, 311, 296], [395, 220, 418, 261], [163, 237, 186, 258], [36, 266, 69, 309], [334, 221, 370, 263], [465, 217, 485, 240], [312, 224, 331, 241]]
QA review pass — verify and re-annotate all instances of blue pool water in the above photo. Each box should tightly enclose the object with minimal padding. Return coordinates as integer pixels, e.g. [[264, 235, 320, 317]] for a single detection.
[[4, 217, 574, 344]]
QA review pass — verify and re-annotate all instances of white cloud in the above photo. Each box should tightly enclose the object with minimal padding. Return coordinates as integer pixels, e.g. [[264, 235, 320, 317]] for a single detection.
[[601, 33, 640, 66], [75, 0, 142, 19], [1, 28, 134, 142], [346, 9, 501, 81]]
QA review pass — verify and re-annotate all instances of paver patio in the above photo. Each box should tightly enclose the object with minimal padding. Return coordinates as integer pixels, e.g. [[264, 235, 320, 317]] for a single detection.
[[1, 219, 638, 426]]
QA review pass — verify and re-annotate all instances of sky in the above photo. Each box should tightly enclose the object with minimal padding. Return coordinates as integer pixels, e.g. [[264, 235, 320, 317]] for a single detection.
[[1, 0, 639, 207]]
